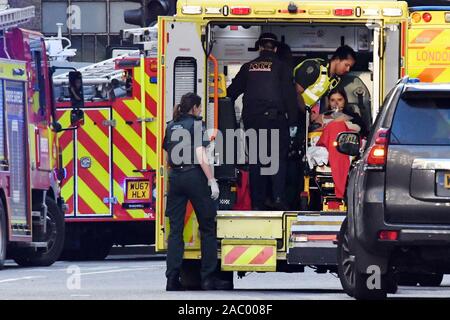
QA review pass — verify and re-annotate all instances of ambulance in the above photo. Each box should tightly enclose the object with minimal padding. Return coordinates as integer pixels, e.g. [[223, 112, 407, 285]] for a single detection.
[[155, 0, 409, 287], [407, 6, 450, 82]]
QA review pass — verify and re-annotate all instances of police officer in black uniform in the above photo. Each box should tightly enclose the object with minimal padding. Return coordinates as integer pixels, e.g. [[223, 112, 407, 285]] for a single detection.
[[163, 92, 231, 291], [227, 33, 299, 210]]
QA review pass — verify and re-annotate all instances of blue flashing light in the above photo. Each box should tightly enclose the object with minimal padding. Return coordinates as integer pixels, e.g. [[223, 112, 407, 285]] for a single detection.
[[150, 77, 157, 84]]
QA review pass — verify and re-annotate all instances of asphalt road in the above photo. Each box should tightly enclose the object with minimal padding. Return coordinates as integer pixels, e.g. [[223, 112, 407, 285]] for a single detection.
[[1, 255, 450, 300]]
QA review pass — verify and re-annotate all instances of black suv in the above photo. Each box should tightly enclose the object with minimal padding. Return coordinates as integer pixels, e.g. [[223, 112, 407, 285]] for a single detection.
[[335, 78, 450, 299]]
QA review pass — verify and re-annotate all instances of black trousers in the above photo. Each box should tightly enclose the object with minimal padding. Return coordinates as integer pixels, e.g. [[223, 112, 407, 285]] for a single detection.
[[243, 113, 289, 209], [165, 167, 217, 281]]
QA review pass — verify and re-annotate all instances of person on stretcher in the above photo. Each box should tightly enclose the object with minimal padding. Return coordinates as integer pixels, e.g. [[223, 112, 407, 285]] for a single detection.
[[310, 89, 366, 134], [308, 89, 363, 199]]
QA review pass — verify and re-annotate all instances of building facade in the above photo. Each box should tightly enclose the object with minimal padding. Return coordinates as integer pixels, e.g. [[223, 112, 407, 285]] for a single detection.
[[9, 0, 141, 62]]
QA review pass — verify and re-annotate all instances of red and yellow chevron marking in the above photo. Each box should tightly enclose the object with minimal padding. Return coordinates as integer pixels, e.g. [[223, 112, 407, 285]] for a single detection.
[[183, 202, 200, 248], [112, 58, 158, 220], [57, 110, 75, 216], [76, 109, 111, 215], [407, 27, 450, 83], [57, 57, 158, 221], [163, 202, 201, 250], [221, 241, 277, 271]]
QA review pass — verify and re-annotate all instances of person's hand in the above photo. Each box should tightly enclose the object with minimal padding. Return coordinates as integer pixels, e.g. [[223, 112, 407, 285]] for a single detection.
[[208, 178, 220, 200], [289, 126, 298, 138]]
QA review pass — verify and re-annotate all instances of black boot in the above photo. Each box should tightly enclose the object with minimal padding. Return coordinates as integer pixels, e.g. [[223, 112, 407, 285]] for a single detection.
[[273, 197, 289, 211], [166, 274, 184, 291], [201, 276, 233, 290]]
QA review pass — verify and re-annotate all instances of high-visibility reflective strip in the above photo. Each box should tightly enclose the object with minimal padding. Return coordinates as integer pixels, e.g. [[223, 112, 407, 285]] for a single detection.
[[58, 110, 75, 215], [417, 67, 447, 82], [408, 27, 450, 83], [183, 202, 198, 246], [77, 177, 109, 214], [303, 88, 320, 103], [76, 110, 111, 215], [410, 29, 443, 44], [224, 246, 248, 265], [132, 60, 158, 172], [223, 246, 275, 266]]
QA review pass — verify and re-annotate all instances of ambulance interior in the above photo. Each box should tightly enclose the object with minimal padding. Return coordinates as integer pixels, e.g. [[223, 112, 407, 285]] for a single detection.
[[206, 22, 399, 211], [210, 24, 374, 129]]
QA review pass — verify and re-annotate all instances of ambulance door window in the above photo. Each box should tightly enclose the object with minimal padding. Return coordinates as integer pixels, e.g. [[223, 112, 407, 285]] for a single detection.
[[173, 57, 197, 106]]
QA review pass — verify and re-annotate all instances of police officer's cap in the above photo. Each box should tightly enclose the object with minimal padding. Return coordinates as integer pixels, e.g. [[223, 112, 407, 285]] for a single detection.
[[257, 33, 279, 47]]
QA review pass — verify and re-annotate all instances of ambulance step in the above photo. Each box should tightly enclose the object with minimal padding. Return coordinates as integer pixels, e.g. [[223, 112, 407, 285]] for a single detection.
[[295, 213, 346, 222]]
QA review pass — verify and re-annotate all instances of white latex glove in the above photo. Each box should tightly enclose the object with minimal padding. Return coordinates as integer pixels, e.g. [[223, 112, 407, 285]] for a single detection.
[[208, 178, 220, 200], [289, 126, 298, 138]]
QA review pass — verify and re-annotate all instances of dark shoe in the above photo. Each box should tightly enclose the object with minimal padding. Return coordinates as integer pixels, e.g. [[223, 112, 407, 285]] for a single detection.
[[273, 197, 289, 211], [166, 275, 184, 291], [201, 276, 233, 290]]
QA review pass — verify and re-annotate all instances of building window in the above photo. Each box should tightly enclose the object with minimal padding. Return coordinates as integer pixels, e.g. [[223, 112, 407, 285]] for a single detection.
[[42, 2, 68, 34], [71, 2, 107, 33], [110, 1, 141, 33]]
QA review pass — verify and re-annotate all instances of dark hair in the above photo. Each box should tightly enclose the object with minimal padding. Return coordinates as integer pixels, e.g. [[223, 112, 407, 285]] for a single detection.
[[331, 45, 356, 62], [328, 88, 348, 105], [173, 92, 201, 121]]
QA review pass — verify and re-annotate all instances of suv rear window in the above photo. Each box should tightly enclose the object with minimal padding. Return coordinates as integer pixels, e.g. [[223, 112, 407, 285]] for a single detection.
[[390, 97, 450, 145]]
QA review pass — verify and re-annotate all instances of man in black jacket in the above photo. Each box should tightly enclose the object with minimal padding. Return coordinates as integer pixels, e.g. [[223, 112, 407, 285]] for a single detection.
[[227, 33, 299, 210]]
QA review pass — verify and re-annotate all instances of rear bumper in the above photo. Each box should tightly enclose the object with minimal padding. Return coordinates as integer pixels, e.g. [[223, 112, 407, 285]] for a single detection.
[[357, 202, 450, 248], [398, 229, 450, 243]]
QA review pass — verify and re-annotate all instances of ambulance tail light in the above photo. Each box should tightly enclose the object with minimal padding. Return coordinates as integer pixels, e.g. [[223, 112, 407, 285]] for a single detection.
[[366, 128, 390, 169], [230, 7, 251, 15], [382, 8, 403, 17], [422, 12, 432, 23], [334, 8, 353, 16], [411, 12, 421, 23]]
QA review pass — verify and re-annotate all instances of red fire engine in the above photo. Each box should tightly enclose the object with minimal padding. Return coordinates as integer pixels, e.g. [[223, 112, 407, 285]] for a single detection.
[[53, 28, 158, 260], [0, 6, 78, 268]]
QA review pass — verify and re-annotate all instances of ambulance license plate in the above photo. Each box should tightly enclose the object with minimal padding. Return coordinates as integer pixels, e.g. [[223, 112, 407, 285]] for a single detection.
[[126, 180, 150, 200], [445, 173, 450, 189]]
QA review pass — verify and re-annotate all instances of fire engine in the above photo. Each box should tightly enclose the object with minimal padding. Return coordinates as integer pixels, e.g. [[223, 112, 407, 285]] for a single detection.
[[155, 0, 410, 287], [0, 6, 77, 268], [407, 6, 450, 82], [53, 28, 158, 260]]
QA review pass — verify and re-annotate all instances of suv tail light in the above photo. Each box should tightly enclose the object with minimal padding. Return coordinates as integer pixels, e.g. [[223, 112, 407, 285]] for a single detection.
[[379, 230, 399, 241], [367, 128, 390, 168]]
